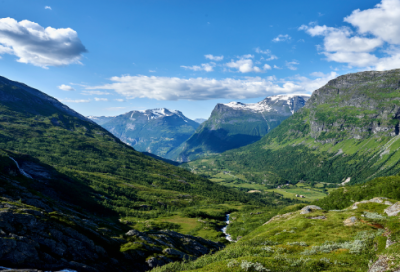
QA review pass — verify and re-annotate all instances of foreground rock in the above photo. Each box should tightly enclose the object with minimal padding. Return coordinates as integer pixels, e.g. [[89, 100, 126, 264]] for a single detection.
[[384, 202, 400, 216], [300, 205, 322, 214]]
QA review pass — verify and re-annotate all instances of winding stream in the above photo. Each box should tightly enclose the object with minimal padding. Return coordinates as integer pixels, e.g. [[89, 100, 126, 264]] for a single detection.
[[221, 214, 234, 242]]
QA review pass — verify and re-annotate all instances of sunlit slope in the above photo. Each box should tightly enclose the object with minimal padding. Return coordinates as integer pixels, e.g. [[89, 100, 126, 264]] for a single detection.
[[0, 75, 271, 218], [185, 69, 400, 186], [152, 175, 400, 272]]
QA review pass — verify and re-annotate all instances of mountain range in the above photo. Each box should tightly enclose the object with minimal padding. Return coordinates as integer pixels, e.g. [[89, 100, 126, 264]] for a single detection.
[[2, 69, 400, 271], [186, 69, 400, 186], [88, 109, 199, 158], [169, 94, 310, 161]]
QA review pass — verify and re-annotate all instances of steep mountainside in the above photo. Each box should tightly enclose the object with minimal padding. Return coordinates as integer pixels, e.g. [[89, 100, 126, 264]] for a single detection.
[[89, 109, 199, 158], [170, 94, 310, 162], [185, 69, 400, 186], [0, 75, 287, 271]]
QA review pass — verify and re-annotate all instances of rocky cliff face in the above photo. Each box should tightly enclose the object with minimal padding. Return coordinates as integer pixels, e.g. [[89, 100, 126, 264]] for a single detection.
[[170, 94, 310, 162], [89, 109, 199, 158], [304, 69, 400, 142]]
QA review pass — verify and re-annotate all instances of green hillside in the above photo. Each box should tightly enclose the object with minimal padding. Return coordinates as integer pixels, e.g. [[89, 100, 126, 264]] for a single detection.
[[0, 75, 296, 271], [151, 175, 400, 272], [184, 69, 400, 187]]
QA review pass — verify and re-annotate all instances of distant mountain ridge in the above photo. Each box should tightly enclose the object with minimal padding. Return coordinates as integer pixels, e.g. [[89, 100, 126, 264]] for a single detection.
[[168, 94, 310, 161], [88, 108, 199, 158]]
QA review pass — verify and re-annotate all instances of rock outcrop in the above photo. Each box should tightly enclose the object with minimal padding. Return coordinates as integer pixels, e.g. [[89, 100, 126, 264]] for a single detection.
[[384, 202, 400, 216], [300, 205, 322, 214]]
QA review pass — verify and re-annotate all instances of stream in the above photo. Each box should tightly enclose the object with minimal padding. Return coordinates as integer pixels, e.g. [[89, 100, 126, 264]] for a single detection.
[[221, 214, 234, 242]]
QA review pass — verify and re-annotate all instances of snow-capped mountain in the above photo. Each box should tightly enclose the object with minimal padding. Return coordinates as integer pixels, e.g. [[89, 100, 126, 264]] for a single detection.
[[88, 108, 199, 158], [169, 94, 310, 162], [224, 94, 310, 114]]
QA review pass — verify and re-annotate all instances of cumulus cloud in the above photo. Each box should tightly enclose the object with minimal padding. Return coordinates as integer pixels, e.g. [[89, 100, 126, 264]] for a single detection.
[[204, 54, 223, 61], [300, 0, 400, 70], [225, 58, 265, 73], [85, 72, 338, 101], [58, 84, 75, 91], [59, 98, 90, 103], [272, 34, 291, 42], [344, 0, 400, 45], [45, 6, 52, 10], [0, 17, 87, 68], [181, 62, 216, 72], [94, 97, 108, 102]]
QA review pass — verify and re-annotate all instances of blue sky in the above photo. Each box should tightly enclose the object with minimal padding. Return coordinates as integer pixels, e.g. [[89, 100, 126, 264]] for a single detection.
[[0, 0, 399, 119]]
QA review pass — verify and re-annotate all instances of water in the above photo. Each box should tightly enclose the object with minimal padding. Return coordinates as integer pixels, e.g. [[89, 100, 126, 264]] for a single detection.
[[221, 214, 234, 242]]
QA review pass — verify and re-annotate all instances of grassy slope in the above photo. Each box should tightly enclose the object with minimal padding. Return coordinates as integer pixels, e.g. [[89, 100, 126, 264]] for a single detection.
[[151, 175, 400, 272], [0, 76, 295, 244], [184, 69, 400, 187]]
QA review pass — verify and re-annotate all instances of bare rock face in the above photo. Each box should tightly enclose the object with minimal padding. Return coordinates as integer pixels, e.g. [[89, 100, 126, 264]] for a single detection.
[[384, 202, 400, 216], [300, 205, 322, 214]]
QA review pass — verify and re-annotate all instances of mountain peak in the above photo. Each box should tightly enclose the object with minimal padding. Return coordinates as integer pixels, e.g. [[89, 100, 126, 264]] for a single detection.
[[223, 94, 311, 113]]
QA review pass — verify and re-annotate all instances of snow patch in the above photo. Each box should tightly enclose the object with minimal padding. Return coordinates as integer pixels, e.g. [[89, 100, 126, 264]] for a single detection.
[[224, 94, 310, 113]]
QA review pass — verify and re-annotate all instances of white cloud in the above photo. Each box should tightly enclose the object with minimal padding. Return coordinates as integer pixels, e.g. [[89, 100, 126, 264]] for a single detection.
[[204, 54, 224, 61], [94, 97, 108, 102], [81, 90, 111, 95], [300, 0, 400, 70], [115, 99, 124, 102], [226, 58, 266, 73], [181, 62, 216, 72], [149, 70, 156, 73], [272, 34, 291, 42], [58, 84, 75, 91], [286, 61, 299, 70], [255, 48, 278, 60], [45, 6, 52, 10], [344, 0, 400, 45], [263, 64, 272, 70], [255, 48, 270, 54], [273, 65, 282, 69], [0, 17, 87, 68], [85, 73, 337, 101], [59, 98, 90, 103]]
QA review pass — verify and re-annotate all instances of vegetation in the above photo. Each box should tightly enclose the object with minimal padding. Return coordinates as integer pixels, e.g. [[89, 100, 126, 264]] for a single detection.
[[184, 69, 400, 187], [151, 197, 400, 272]]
